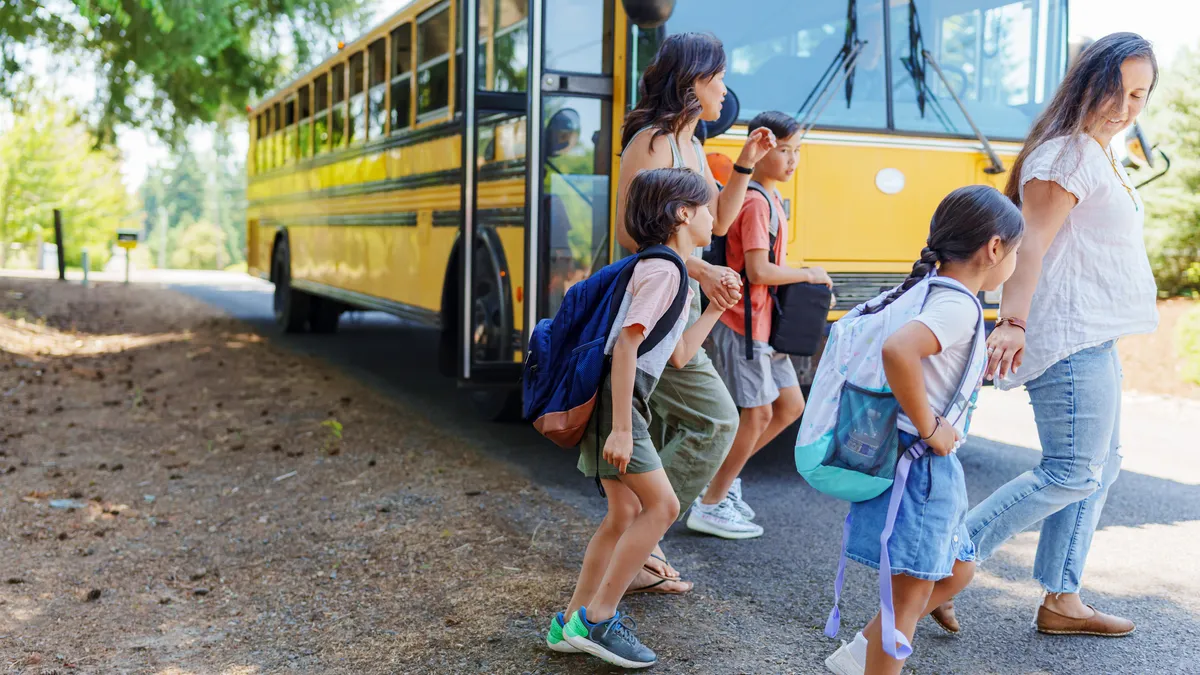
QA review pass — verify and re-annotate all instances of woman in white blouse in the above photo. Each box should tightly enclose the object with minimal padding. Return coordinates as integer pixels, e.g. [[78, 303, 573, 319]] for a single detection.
[[932, 33, 1159, 638]]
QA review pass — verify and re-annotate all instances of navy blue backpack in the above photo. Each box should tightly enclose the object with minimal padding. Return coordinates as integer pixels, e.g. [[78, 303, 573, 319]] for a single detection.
[[523, 245, 688, 448]]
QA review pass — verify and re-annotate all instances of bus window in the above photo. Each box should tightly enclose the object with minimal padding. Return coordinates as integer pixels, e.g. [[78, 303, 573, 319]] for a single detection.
[[649, 0, 888, 130], [391, 23, 414, 132], [491, 0, 528, 92], [416, 2, 451, 120], [332, 62, 347, 148], [298, 84, 312, 159], [544, 0, 608, 75], [314, 73, 330, 154], [284, 96, 296, 164], [348, 50, 366, 144], [368, 39, 387, 139], [891, 0, 1063, 140], [254, 114, 265, 174], [272, 102, 282, 168]]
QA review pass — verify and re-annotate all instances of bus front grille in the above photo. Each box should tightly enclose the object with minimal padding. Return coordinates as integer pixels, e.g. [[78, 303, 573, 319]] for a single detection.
[[829, 273, 909, 312]]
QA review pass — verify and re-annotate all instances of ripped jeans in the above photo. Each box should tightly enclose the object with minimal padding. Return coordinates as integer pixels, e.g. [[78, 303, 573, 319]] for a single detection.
[[966, 341, 1122, 594]]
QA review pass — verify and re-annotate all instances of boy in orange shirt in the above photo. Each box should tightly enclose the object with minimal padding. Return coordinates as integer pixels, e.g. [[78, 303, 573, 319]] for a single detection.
[[687, 112, 833, 539]]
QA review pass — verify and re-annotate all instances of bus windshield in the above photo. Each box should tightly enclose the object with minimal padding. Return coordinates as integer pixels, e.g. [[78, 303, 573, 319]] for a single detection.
[[648, 0, 1066, 141]]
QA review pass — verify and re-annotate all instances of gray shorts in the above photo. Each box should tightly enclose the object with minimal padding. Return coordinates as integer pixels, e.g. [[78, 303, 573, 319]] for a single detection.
[[707, 320, 799, 408]]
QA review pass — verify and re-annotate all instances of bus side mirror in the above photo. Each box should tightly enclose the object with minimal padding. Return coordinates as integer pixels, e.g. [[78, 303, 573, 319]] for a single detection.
[[621, 0, 674, 29], [1126, 122, 1156, 169]]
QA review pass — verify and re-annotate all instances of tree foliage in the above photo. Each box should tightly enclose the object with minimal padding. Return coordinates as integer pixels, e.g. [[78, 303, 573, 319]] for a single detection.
[[0, 0, 370, 141], [140, 128, 246, 270], [1142, 43, 1200, 297], [0, 97, 136, 268]]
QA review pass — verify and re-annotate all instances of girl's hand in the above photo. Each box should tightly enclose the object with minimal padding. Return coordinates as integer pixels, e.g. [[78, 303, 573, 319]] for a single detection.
[[700, 263, 742, 307], [924, 415, 961, 457], [707, 291, 738, 313], [603, 430, 634, 474], [985, 324, 1026, 381], [736, 127, 777, 168]]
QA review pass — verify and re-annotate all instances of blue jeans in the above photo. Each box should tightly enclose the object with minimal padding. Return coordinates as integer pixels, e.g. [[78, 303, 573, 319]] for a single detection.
[[966, 341, 1122, 594]]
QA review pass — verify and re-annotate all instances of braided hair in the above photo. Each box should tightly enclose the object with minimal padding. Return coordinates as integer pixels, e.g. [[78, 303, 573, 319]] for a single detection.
[[862, 185, 1024, 315]]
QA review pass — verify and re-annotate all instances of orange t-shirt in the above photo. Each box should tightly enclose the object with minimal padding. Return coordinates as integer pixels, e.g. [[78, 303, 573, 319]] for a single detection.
[[719, 189, 787, 343]]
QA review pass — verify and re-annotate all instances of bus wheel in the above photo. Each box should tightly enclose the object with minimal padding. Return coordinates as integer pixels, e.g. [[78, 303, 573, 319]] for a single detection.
[[470, 238, 511, 363], [309, 297, 341, 334], [470, 387, 523, 423], [272, 238, 309, 333]]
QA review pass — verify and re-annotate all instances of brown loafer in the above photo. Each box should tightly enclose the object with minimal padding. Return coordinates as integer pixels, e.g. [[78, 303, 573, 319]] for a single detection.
[[1036, 604, 1135, 637], [930, 599, 960, 634]]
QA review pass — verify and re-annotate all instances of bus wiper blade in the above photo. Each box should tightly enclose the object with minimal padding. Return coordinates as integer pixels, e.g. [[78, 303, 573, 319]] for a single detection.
[[921, 49, 1005, 175], [796, 40, 865, 141]]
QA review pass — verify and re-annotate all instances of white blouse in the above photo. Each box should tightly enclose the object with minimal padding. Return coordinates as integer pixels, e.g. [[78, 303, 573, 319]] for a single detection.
[[999, 134, 1159, 390]]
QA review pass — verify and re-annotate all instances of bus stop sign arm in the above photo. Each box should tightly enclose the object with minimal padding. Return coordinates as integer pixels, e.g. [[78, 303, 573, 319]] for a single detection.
[[921, 49, 1006, 175]]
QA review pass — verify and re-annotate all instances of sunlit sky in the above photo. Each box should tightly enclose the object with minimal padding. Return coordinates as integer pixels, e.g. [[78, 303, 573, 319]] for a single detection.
[[113, 0, 1193, 193]]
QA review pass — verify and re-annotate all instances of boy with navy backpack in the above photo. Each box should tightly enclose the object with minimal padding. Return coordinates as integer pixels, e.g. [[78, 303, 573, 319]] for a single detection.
[[690, 111, 833, 540], [794, 186, 1024, 675], [535, 168, 735, 669]]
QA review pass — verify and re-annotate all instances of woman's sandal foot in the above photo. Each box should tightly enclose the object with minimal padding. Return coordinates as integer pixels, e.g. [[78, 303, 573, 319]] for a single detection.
[[624, 568, 693, 596], [930, 599, 961, 634]]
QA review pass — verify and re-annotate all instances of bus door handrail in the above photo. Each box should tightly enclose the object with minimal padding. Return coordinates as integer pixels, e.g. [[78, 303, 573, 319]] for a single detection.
[[921, 49, 1006, 175]]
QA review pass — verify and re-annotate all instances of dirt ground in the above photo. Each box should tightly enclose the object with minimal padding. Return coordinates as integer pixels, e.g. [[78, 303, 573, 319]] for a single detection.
[[1117, 297, 1200, 399], [0, 278, 621, 674]]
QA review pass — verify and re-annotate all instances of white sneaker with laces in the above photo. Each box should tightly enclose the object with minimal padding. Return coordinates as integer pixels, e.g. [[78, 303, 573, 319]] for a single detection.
[[727, 477, 755, 521], [824, 631, 867, 675], [699, 478, 756, 521], [685, 497, 764, 539]]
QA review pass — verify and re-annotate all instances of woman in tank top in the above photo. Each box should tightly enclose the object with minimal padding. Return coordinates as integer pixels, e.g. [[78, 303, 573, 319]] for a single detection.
[[931, 33, 1159, 639], [612, 32, 777, 596]]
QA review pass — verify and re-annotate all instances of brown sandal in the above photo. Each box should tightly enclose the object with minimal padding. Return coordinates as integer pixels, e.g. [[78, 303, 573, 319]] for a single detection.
[[930, 599, 961, 634]]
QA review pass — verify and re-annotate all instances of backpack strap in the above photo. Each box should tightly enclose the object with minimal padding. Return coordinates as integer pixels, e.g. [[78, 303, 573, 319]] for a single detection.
[[632, 245, 690, 356], [923, 277, 986, 422], [740, 181, 782, 360]]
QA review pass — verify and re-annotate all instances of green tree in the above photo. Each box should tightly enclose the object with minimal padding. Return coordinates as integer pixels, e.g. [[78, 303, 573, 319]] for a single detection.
[[0, 0, 370, 140], [1141, 44, 1200, 297], [0, 98, 135, 269], [169, 216, 226, 269]]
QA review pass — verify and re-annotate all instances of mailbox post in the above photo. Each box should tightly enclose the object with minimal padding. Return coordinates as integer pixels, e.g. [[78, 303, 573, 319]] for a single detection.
[[116, 229, 139, 285]]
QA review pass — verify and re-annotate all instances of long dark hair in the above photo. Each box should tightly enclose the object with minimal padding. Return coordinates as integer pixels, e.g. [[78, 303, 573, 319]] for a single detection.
[[863, 185, 1024, 314], [621, 32, 726, 151], [1006, 32, 1158, 205], [624, 168, 714, 250]]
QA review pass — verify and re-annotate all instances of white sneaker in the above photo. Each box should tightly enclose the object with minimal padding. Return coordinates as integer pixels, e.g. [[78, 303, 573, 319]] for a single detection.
[[824, 631, 867, 675], [685, 498, 764, 539], [727, 477, 756, 521], [699, 478, 756, 521]]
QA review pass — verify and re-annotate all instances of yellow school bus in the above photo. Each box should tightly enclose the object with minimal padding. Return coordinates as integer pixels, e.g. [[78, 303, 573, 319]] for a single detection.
[[247, 0, 1077, 415]]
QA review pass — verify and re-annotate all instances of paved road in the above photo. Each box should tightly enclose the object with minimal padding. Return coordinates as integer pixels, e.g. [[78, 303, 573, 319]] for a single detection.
[[176, 274, 1200, 674]]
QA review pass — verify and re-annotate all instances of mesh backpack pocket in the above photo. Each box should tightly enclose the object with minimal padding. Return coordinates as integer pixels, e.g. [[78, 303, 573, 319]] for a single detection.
[[824, 383, 900, 480]]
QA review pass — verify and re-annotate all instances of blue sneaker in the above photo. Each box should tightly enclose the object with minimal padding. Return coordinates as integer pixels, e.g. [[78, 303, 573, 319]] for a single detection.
[[564, 607, 657, 669], [546, 611, 580, 653]]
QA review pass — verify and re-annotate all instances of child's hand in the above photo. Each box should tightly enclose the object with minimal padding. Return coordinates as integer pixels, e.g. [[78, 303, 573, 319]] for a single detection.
[[707, 293, 737, 313], [805, 266, 834, 288], [701, 264, 741, 308], [924, 415, 961, 457], [603, 430, 634, 474], [737, 127, 777, 168], [721, 272, 742, 290]]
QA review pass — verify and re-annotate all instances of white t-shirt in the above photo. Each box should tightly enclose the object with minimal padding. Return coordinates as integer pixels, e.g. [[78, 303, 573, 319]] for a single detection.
[[910, 284, 982, 418], [1001, 134, 1159, 389]]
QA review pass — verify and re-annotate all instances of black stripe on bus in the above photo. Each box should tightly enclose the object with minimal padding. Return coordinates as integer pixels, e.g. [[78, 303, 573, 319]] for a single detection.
[[266, 212, 420, 227], [248, 160, 527, 208]]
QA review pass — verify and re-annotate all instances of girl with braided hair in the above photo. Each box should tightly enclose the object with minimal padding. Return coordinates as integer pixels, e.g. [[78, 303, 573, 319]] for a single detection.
[[826, 185, 1024, 675]]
